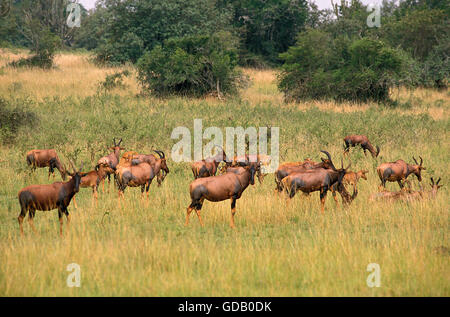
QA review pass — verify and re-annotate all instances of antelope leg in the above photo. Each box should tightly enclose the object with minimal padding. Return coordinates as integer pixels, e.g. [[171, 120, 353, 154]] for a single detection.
[[185, 205, 194, 226], [230, 196, 237, 228]]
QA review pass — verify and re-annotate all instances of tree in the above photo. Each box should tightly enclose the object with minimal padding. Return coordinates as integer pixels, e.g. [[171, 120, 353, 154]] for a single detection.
[[92, 0, 233, 65], [136, 32, 244, 98], [226, 0, 308, 65], [278, 31, 404, 103]]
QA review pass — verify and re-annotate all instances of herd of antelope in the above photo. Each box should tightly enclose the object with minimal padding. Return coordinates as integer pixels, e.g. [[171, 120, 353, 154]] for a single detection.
[[18, 134, 443, 236]]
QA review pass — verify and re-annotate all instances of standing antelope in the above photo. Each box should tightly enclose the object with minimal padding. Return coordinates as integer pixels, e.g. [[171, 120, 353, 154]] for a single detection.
[[97, 138, 124, 191], [17, 161, 83, 237], [281, 151, 350, 213], [72, 163, 108, 208], [190, 146, 229, 179], [334, 170, 369, 193], [377, 156, 425, 190], [343, 135, 380, 158], [186, 164, 259, 228], [116, 150, 169, 199], [26, 149, 67, 180], [132, 150, 170, 186], [274, 156, 333, 192]]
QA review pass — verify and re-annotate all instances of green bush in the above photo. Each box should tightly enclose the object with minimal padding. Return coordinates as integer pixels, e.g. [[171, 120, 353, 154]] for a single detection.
[[136, 32, 245, 97], [97, 70, 131, 93], [10, 30, 60, 69], [278, 31, 404, 103], [0, 98, 38, 144]]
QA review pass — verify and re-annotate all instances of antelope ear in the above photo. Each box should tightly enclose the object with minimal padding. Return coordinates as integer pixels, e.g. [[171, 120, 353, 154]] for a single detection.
[[421, 167, 426, 170], [120, 147, 125, 150]]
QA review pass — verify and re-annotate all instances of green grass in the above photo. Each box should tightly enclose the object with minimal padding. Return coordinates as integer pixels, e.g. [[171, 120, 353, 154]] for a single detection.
[[0, 56, 448, 296]]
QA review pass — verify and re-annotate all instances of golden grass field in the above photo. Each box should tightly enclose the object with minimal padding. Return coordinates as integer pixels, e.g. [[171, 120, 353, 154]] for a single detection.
[[0, 49, 448, 296]]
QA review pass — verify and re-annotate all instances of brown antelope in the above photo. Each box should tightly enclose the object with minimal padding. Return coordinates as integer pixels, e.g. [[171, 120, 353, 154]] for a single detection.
[[343, 135, 380, 158], [97, 138, 124, 191], [227, 154, 270, 183], [377, 156, 425, 190], [281, 151, 350, 213], [338, 170, 369, 193], [274, 156, 333, 192], [72, 163, 108, 208], [330, 170, 367, 204], [191, 146, 229, 179], [186, 164, 259, 228], [369, 177, 442, 202], [116, 150, 169, 199], [26, 149, 67, 180], [131, 150, 169, 186], [17, 161, 83, 237]]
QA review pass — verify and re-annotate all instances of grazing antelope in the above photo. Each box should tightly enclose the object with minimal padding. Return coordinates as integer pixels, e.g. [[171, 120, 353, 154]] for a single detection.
[[116, 150, 169, 199], [97, 138, 124, 191], [26, 149, 67, 180], [377, 156, 425, 190], [274, 157, 333, 192], [191, 146, 229, 179], [17, 161, 83, 237], [131, 150, 169, 186], [72, 163, 108, 208], [343, 135, 380, 158], [369, 177, 443, 202], [186, 164, 259, 228], [281, 151, 350, 213]]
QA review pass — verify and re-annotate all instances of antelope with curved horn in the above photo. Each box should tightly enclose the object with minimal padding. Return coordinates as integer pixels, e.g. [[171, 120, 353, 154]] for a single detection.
[[281, 151, 350, 213], [131, 150, 170, 186], [116, 150, 169, 200], [190, 146, 229, 179], [274, 156, 333, 192], [17, 161, 83, 237], [97, 138, 124, 191], [26, 149, 67, 180], [377, 156, 425, 190], [343, 135, 380, 158], [186, 163, 259, 228]]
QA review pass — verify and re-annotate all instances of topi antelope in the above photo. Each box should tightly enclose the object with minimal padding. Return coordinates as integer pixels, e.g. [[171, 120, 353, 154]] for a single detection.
[[116, 150, 169, 200], [343, 135, 380, 158], [369, 177, 442, 202], [72, 163, 108, 208], [17, 161, 83, 237], [274, 156, 333, 192], [186, 164, 259, 228], [97, 138, 124, 191], [377, 156, 425, 190], [131, 150, 169, 186], [333, 169, 369, 193], [26, 149, 67, 180], [281, 151, 350, 213], [191, 146, 229, 179]]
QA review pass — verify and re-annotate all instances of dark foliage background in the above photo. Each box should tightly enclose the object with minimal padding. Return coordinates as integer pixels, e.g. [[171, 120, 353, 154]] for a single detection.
[[0, 0, 448, 100]]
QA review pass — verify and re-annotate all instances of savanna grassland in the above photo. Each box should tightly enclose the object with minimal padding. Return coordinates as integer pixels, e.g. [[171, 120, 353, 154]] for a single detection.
[[0, 49, 448, 296]]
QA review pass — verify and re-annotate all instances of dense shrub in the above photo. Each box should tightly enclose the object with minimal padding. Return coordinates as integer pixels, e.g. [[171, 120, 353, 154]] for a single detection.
[[278, 31, 404, 103], [136, 32, 245, 97], [0, 98, 38, 144], [97, 70, 131, 93], [10, 30, 60, 69]]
